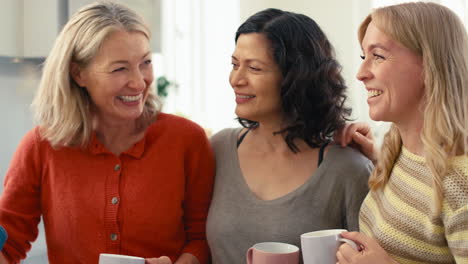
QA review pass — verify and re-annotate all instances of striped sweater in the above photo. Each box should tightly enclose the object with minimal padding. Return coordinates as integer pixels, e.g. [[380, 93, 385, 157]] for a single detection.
[[360, 147, 468, 264]]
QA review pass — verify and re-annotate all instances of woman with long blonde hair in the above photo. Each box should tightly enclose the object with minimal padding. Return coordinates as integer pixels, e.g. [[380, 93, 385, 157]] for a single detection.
[[337, 2, 468, 264], [0, 2, 214, 264]]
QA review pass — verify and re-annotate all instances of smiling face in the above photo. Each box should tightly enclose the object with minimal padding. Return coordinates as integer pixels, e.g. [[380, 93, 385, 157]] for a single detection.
[[230, 33, 283, 124], [357, 22, 425, 125], [72, 30, 153, 125]]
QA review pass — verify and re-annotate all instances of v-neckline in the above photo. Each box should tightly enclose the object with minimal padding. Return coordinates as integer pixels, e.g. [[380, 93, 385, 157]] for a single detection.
[[231, 128, 333, 205]]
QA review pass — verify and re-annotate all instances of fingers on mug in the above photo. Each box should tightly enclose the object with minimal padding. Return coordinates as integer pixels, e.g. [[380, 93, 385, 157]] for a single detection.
[[338, 238, 358, 251]]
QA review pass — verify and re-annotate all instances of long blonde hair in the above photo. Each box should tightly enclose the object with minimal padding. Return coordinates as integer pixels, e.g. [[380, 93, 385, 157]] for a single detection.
[[359, 3, 468, 210], [32, 1, 161, 148]]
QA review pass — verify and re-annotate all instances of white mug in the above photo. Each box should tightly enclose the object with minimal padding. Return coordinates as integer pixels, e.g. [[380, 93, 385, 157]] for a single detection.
[[99, 253, 145, 264], [300, 229, 358, 264]]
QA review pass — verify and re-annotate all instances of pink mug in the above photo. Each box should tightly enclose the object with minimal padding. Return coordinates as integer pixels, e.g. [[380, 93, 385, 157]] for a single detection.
[[246, 242, 300, 264]]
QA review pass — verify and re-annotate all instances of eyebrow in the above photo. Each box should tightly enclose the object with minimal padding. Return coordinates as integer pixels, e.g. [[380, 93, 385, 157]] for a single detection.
[[231, 55, 268, 65], [109, 51, 152, 65], [363, 43, 390, 52]]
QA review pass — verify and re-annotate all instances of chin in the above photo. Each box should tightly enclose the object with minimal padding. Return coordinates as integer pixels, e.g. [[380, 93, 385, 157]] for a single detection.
[[369, 112, 391, 123], [368, 111, 383, 122], [235, 109, 246, 119], [122, 111, 144, 121], [235, 105, 257, 118], [235, 113, 254, 122]]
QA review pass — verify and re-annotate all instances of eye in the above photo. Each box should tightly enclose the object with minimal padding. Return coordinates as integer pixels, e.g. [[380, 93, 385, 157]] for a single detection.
[[144, 59, 152, 65], [249, 66, 261, 71], [112, 67, 126, 73], [231, 62, 239, 70], [360, 55, 365, 60], [373, 53, 385, 60]]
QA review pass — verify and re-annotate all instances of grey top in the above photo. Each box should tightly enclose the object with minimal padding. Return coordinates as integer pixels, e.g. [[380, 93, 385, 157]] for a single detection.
[[206, 128, 373, 264]]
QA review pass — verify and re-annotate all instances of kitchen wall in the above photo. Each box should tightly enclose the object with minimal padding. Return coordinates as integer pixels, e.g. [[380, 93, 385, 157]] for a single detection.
[[0, 59, 39, 184], [0, 58, 47, 263]]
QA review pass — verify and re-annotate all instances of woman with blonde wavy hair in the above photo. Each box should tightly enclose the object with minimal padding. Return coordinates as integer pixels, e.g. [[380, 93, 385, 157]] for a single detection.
[[336, 2, 468, 264], [0, 1, 214, 264]]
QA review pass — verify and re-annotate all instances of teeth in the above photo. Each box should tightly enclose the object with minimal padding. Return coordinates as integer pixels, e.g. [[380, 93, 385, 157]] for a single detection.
[[237, 95, 255, 99], [118, 95, 142, 102], [368, 90, 382, 98]]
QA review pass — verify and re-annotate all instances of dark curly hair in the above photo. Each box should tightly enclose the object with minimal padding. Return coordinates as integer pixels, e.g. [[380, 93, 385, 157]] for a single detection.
[[235, 8, 351, 153]]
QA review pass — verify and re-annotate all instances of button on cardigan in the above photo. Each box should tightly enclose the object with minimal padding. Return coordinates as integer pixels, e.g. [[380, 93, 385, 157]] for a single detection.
[[0, 113, 215, 264]]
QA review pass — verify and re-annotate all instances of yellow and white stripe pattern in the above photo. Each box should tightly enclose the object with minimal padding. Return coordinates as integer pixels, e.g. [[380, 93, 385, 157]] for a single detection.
[[360, 148, 468, 264]]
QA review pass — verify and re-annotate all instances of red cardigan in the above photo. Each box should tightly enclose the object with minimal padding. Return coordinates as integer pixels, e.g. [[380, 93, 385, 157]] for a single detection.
[[0, 113, 215, 264]]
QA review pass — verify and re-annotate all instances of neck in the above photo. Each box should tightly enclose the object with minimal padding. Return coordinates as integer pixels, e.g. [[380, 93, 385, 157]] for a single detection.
[[94, 115, 140, 154], [395, 117, 424, 156], [251, 119, 308, 153], [254, 123, 285, 149]]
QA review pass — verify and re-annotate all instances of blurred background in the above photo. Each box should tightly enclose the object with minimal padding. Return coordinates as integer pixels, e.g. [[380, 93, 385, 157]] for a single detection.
[[0, 0, 466, 262]]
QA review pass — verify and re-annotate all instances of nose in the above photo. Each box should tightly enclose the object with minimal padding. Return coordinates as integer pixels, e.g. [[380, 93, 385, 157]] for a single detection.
[[356, 60, 373, 82], [129, 68, 147, 90], [229, 68, 248, 88]]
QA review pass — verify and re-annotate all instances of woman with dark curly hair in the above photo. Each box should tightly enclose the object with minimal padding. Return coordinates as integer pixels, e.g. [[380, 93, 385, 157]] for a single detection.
[[206, 8, 373, 264]]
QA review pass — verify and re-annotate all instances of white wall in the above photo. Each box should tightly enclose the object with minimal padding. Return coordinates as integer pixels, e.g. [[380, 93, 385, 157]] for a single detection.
[[0, 59, 37, 181], [0, 59, 48, 263], [160, 0, 240, 134]]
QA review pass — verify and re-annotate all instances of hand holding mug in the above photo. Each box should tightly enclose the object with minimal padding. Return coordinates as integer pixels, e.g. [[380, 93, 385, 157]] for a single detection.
[[336, 232, 397, 264]]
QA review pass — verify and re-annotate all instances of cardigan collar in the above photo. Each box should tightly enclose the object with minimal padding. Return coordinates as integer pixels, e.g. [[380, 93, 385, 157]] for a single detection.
[[88, 131, 146, 159]]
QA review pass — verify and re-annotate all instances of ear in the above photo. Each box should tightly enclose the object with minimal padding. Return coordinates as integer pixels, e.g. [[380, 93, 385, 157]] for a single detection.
[[70, 62, 86, 87]]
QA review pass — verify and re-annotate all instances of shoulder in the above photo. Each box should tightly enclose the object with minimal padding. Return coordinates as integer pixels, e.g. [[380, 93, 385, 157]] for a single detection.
[[443, 155, 468, 212], [148, 112, 206, 138], [325, 144, 373, 182], [154, 112, 204, 131], [210, 128, 241, 145], [17, 127, 47, 153], [450, 155, 468, 175], [210, 127, 242, 151], [7, 127, 50, 176], [327, 144, 373, 170], [209, 128, 242, 159]]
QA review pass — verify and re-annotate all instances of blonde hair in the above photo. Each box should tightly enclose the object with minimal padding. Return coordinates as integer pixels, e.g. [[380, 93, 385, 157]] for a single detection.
[[359, 3, 468, 210], [32, 1, 161, 148]]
